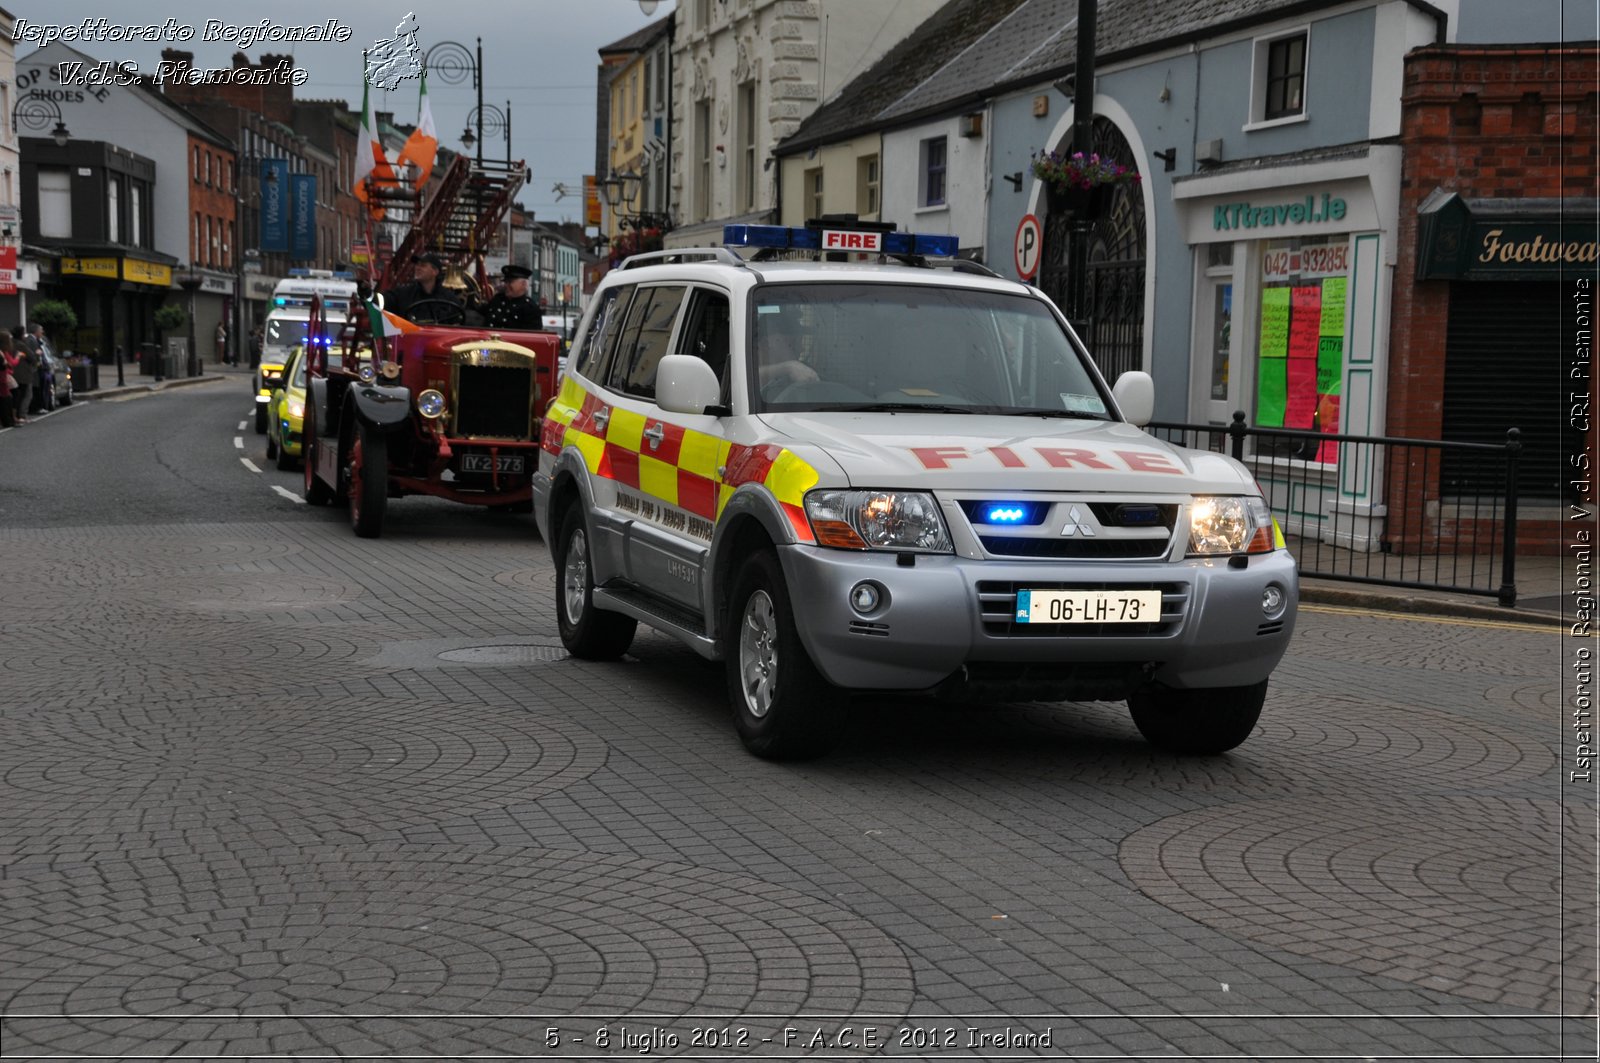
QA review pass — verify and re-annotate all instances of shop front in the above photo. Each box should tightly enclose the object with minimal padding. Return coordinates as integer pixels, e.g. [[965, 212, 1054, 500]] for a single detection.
[[48, 253, 177, 368], [1172, 145, 1400, 549]]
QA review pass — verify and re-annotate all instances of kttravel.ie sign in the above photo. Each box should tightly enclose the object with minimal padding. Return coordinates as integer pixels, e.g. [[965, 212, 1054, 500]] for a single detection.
[[1213, 194, 1347, 231]]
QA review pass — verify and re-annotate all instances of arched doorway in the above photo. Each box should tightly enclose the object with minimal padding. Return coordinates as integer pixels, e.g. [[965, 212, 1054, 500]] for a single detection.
[[1038, 116, 1147, 382]]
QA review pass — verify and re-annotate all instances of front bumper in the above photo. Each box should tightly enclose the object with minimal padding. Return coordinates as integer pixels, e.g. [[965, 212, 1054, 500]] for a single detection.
[[778, 547, 1298, 696]]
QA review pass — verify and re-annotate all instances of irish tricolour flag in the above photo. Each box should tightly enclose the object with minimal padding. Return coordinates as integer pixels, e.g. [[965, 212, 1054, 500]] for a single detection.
[[367, 299, 419, 341]]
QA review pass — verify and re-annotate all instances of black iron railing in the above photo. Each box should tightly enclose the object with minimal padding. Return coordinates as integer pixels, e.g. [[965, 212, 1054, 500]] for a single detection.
[[1147, 412, 1522, 606]]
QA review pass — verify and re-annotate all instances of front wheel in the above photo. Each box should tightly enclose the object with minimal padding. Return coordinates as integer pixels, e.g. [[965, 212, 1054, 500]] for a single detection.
[[265, 421, 278, 461], [348, 424, 388, 538], [554, 506, 636, 659], [1127, 679, 1268, 755], [275, 436, 296, 470], [254, 403, 267, 434], [723, 550, 842, 760]]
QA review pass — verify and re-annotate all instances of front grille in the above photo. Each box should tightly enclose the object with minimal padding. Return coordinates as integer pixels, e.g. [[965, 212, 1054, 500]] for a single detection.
[[976, 580, 1188, 638], [455, 364, 533, 439], [848, 621, 890, 638], [977, 535, 1171, 559]]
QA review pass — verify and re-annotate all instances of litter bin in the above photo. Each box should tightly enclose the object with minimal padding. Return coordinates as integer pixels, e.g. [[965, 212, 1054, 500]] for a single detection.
[[138, 343, 162, 379]]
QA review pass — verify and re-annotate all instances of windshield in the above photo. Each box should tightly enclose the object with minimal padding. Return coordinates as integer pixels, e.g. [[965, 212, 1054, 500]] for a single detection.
[[266, 313, 346, 349], [751, 283, 1112, 418]]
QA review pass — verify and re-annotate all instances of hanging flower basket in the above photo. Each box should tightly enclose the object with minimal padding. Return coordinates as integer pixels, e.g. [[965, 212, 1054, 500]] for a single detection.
[[1031, 149, 1139, 220]]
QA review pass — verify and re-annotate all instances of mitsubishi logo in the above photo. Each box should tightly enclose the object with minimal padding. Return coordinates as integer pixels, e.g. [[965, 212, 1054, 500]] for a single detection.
[[1060, 505, 1096, 537]]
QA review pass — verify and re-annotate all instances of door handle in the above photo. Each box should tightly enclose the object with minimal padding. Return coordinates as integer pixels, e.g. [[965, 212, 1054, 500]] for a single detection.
[[642, 423, 665, 449], [592, 407, 610, 432]]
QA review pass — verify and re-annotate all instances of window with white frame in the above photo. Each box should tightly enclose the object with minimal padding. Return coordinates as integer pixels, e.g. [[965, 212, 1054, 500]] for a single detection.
[[857, 155, 879, 217], [38, 170, 71, 238], [106, 178, 120, 243], [807, 168, 823, 220], [738, 80, 757, 212], [695, 0, 710, 30], [695, 100, 712, 219], [1251, 29, 1307, 124], [130, 184, 142, 247], [920, 136, 947, 207]]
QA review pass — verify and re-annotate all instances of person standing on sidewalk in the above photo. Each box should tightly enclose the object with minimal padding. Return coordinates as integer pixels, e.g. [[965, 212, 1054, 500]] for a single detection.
[[215, 321, 229, 367], [0, 332, 20, 429], [10, 324, 37, 423]]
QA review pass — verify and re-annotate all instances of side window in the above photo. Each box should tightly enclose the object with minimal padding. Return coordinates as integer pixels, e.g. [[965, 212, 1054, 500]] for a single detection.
[[677, 288, 732, 396], [608, 285, 687, 400], [574, 285, 630, 382]]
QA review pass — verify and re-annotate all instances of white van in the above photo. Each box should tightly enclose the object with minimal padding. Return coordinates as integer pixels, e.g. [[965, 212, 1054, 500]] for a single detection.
[[254, 270, 357, 432]]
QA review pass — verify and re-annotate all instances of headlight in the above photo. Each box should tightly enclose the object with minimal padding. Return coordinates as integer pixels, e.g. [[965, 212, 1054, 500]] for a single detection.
[[357, 362, 376, 384], [286, 398, 304, 419], [1188, 495, 1276, 555], [804, 490, 952, 552], [417, 389, 447, 419]]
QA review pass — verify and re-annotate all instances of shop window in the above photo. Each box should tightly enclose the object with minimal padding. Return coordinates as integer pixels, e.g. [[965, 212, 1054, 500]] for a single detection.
[[1251, 237, 1349, 463], [1249, 29, 1308, 127], [920, 136, 947, 207]]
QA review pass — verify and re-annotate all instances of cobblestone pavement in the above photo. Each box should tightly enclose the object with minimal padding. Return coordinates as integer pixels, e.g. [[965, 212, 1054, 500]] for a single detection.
[[0, 387, 1595, 1060]]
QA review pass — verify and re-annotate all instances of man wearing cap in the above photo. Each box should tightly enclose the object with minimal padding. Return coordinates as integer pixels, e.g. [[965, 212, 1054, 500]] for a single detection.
[[483, 264, 541, 330], [383, 251, 462, 323]]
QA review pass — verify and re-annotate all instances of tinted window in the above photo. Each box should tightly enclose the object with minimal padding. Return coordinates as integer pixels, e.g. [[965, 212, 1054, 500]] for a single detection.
[[574, 286, 630, 382], [608, 285, 686, 399], [677, 288, 732, 395]]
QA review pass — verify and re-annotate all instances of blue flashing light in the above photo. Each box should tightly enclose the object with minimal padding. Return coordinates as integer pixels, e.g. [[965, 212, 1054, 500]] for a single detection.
[[967, 500, 1046, 526], [274, 297, 287, 305], [986, 506, 1028, 524]]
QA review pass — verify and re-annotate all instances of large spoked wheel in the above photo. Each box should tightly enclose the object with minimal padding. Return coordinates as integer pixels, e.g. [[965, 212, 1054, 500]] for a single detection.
[[723, 550, 841, 760], [405, 297, 466, 326], [554, 506, 636, 659], [302, 406, 334, 506], [1127, 679, 1268, 755], [348, 424, 388, 538]]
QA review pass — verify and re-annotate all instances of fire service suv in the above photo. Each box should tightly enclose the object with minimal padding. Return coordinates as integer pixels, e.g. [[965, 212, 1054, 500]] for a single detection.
[[535, 221, 1298, 760]]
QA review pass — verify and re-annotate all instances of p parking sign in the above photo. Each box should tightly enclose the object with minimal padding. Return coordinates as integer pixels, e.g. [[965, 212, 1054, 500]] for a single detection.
[[1014, 214, 1042, 281]]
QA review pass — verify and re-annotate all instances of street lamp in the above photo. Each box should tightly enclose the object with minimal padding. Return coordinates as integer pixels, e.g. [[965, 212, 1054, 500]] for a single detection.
[[177, 269, 203, 378], [463, 102, 512, 166], [424, 37, 485, 168], [12, 94, 70, 146]]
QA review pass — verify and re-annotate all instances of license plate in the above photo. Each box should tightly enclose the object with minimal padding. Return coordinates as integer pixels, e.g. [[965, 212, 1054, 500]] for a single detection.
[[1014, 589, 1162, 624], [461, 454, 526, 474]]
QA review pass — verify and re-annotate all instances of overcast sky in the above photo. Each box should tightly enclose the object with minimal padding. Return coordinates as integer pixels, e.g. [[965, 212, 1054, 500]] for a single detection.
[[16, 1, 677, 224]]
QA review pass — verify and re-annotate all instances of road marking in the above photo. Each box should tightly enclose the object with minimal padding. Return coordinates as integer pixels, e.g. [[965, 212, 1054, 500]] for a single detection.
[[272, 485, 306, 504], [233, 436, 243, 449], [238, 420, 247, 430], [240, 457, 261, 473], [1301, 603, 1560, 632]]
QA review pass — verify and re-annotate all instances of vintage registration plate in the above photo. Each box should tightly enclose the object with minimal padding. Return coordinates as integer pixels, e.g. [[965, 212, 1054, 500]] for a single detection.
[[460, 453, 526, 474], [1014, 589, 1162, 624]]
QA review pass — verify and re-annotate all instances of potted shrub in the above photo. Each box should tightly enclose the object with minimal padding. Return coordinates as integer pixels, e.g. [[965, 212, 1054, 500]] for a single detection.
[[1030, 149, 1141, 220]]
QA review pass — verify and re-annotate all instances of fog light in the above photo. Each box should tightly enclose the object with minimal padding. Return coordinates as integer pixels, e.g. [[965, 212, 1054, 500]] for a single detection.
[[1262, 584, 1286, 618], [849, 581, 882, 613]]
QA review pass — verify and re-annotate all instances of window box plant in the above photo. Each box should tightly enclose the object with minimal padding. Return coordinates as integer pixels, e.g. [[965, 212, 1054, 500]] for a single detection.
[[1031, 150, 1140, 219]]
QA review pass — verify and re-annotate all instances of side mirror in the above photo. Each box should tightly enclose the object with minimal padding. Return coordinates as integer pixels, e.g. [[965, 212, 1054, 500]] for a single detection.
[[656, 354, 723, 415], [1112, 370, 1155, 426]]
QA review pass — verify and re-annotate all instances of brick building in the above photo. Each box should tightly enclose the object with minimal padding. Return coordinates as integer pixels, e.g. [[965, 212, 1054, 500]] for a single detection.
[[1389, 45, 1598, 551]]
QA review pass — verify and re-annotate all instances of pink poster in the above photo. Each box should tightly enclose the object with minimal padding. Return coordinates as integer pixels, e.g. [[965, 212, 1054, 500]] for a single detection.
[[1285, 357, 1318, 428], [1316, 394, 1342, 464], [1288, 287, 1321, 360]]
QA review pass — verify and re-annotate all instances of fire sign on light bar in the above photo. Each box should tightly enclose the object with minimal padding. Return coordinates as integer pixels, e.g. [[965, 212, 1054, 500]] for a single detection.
[[723, 224, 959, 258]]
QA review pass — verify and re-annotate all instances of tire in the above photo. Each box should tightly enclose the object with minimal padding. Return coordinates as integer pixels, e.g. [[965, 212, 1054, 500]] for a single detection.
[[275, 437, 296, 471], [348, 424, 388, 538], [1127, 679, 1268, 755], [723, 550, 842, 760], [302, 406, 334, 506], [254, 404, 267, 434], [554, 505, 636, 659], [265, 424, 278, 461]]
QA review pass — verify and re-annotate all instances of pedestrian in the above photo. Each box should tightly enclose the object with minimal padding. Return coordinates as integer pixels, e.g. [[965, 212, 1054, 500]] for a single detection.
[[10, 324, 37, 423], [28, 324, 53, 412], [215, 321, 229, 366], [249, 324, 263, 369], [0, 331, 19, 429], [483, 264, 541, 330]]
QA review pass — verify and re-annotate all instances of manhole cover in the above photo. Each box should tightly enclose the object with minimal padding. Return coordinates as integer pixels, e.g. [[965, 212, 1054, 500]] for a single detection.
[[437, 644, 570, 665]]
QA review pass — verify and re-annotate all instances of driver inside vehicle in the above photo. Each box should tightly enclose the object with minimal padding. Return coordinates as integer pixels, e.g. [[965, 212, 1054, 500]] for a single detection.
[[382, 251, 463, 324], [756, 314, 819, 395]]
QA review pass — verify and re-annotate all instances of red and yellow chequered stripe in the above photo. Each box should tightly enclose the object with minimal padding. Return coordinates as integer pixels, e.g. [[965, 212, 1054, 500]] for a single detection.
[[542, 376, 817, 541]]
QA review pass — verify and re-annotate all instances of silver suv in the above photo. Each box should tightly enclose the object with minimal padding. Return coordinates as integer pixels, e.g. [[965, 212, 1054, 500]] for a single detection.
[[535, 223, 1297, 759]]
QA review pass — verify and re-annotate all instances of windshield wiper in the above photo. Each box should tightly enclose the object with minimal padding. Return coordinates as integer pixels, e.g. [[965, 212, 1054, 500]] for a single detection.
[[1004, 408, 1111, 420], [824, 402, 978, 414]]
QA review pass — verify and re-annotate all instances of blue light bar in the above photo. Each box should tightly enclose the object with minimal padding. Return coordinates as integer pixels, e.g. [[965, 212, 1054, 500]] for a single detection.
[[966, 500, 1047, 525], [881, 232, 961, 257], [986, 506, 1028, 524]]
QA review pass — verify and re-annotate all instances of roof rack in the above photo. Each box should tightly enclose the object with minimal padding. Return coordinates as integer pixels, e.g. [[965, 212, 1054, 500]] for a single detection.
[[619, 248, 748, 270]]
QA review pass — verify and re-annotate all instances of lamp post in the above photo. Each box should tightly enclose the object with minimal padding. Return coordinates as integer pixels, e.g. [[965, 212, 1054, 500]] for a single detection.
[[11, 94, 71, 146], [178, 269, 202, 378], [234, 157, 277, 370], [424, 37, 485, 168], [461, 101, 511, 167]]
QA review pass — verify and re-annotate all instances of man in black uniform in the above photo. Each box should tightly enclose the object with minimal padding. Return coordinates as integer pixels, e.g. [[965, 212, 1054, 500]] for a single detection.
[[483, 264, 541, 330], [382, 251, 463, 323]]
